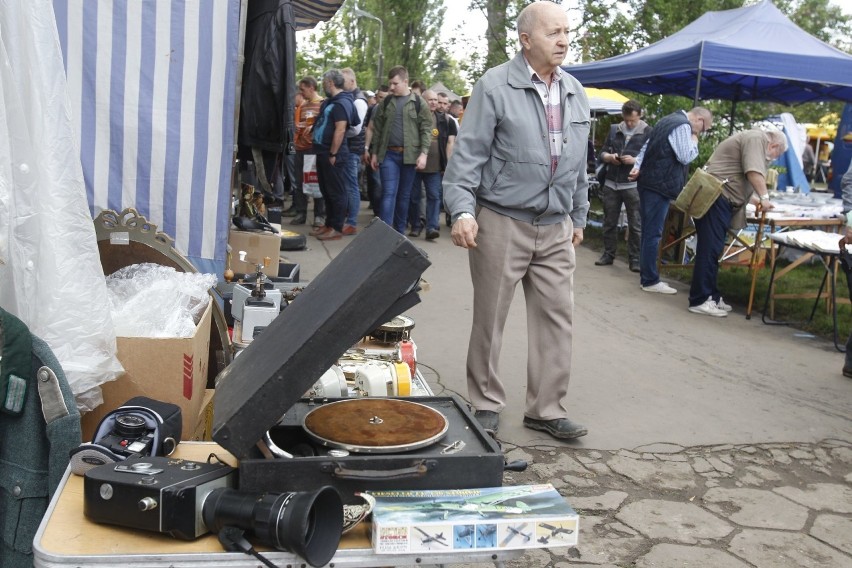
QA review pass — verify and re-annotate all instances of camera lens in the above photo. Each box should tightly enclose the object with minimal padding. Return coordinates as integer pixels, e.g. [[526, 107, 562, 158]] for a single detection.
[[114, 414, 147, 438], [203, 486, 342, 567]]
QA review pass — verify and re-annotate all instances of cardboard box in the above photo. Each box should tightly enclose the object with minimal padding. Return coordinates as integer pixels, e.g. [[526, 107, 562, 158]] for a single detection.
[[81, 301, 212, 441], [189, 389, 216, 441], [370, 484, 579, 554], [229, 230, 281, 275]]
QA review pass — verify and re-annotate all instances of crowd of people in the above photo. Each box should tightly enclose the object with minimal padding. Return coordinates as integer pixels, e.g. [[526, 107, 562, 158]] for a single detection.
[[274, 0, 838, 440], [285, 66, 462, 241]]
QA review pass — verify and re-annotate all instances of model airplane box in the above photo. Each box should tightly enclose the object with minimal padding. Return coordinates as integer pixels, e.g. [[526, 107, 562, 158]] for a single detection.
[[370, 484, 579, 554]]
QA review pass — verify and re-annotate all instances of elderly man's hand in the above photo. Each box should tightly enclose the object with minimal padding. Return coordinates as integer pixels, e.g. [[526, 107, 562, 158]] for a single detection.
[[572, 228, 584, 246], [840, 226, 852, 248], [451, 218, 478, 249]]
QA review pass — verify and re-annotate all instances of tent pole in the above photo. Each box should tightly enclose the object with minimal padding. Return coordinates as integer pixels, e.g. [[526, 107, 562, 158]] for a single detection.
[[693, 69, 702, 107], [730, 99, 737, 136]]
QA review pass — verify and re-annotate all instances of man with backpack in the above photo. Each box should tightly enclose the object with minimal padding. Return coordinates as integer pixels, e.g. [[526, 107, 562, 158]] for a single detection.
[[311, 69, 360, 241], [368, 66, 433, 233]]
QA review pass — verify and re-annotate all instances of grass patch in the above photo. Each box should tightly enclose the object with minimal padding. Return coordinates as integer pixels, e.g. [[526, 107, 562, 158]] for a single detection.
[[583, 198, 849, 341]]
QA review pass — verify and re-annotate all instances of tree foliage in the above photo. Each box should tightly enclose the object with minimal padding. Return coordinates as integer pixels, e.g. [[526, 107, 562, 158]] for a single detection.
[[462, 0, 545, 83], [576, 0, 852, 150], [295, 0, 467, 93]]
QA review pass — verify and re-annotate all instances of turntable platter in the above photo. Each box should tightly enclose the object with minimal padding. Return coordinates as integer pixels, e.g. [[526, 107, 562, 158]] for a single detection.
[[303, 399, 448, 453], [369, 314, 415, 343]]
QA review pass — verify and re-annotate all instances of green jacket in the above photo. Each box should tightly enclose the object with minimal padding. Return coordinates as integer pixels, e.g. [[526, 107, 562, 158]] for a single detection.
[[0, 308, 81, 567], [369, 92, 433, 165]]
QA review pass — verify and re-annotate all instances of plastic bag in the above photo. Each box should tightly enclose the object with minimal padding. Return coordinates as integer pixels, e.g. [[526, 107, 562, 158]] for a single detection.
[[303, 154, 323, 198], [106, 264, 216, 338], [0, 0, 123, 412]]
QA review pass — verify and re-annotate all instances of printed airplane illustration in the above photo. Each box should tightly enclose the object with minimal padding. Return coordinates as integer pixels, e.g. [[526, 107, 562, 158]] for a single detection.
[[384, 486, 554, 519], [455, 525, 474, 546], [414, 527, 448, 547], [478, 525, 497, 539], [538, 535, 550, 545], [539, 522, 575, 539], [500, 523, 531, 547], [477, 524, 497, 546]]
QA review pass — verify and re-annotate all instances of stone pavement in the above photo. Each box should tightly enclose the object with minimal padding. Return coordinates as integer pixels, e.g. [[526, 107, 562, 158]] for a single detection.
[[281, 208, 852, 568], [480, 439, 852, 567]]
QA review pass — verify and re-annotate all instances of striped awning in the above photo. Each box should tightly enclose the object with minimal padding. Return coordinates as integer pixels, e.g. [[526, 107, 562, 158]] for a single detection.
[[293, 0, 344, 30], [53, 0, 242, 275]]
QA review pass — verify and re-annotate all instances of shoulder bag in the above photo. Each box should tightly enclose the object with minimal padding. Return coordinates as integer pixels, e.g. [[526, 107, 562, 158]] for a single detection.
[[675, 167, 727, 219]]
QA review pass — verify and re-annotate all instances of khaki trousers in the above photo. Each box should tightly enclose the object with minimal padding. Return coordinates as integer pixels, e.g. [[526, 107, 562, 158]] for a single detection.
[[466, 207, 576, 421]]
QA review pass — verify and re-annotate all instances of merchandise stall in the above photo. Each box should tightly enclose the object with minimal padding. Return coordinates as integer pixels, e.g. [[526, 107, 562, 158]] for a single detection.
[[30, 222, 573, 568], [33, 443, 525, 568]]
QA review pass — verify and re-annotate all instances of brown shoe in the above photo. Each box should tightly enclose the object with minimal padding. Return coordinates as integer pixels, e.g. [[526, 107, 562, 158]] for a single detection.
[[316, 230, 342, 241], [310, 225, 331, 237], [341, 224, 358, 236]]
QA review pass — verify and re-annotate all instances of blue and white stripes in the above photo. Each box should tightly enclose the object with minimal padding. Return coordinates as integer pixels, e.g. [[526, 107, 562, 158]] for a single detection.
[[52, 0, 242, 274]]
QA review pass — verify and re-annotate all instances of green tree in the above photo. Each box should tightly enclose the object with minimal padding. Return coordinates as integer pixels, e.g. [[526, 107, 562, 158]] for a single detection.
[[463, 0, 546, 83], [575, 0, 852, 148], [296, 0, 448, 91]]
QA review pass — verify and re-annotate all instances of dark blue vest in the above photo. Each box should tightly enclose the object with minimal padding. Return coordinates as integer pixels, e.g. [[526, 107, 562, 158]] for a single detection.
[[638, 112, 690, 199]]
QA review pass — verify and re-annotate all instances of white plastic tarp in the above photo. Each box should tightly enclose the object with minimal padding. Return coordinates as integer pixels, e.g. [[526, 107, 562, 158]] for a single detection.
[[0, 0, 123, 409]]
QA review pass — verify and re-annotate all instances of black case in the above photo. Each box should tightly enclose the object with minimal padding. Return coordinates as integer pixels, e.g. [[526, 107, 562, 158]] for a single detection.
[[211, 220, 505, 502], [239, 396, 504, 503]]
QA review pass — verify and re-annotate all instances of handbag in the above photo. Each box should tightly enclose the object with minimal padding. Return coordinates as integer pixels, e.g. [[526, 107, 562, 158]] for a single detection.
[[69, 396, 182, 475], [675, 167, 727, 219]]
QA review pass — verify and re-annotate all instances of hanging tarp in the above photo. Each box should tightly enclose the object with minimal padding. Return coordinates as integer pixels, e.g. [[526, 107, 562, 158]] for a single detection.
[[293, 0, 344, 30], [52, 0, 243, 274], [0, 0, 124, 408]]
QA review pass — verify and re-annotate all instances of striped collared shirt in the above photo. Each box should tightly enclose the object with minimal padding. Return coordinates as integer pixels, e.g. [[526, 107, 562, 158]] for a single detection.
[[525, 57, 563, 175]]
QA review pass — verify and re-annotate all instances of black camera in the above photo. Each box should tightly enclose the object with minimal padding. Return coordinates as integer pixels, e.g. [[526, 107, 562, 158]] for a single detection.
[[84, 456, 343, 567], [98, 412, 157, 457]]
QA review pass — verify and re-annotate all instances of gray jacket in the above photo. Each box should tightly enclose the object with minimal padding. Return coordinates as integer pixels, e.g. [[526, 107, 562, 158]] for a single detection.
[[443, 52, 590, 227]]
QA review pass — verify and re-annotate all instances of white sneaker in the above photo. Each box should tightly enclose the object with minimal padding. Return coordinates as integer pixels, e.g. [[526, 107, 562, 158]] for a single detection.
[[715, 297, 733, 312], [313, 215, 325, 227], [689, 297, 728, 317], [641, 282, 677, 295]]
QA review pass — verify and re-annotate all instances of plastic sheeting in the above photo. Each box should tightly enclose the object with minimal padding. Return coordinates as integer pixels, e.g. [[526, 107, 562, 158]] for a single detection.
[[0, 0, 123, 410]]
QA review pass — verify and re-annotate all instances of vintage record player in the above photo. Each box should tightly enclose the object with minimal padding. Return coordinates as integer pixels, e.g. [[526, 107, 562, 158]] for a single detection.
[[212, 220, 506, 503]]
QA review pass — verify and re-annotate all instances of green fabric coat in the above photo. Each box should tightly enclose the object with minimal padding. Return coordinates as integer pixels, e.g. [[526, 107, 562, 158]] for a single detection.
[[0, 308, 81, 567]]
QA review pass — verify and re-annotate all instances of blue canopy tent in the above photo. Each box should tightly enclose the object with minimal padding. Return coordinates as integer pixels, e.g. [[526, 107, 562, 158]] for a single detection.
[[566, 1, 852, 107]]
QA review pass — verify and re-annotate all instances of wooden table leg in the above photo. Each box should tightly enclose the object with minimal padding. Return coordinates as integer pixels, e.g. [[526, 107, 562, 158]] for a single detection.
[[746, 212, 767, 319]]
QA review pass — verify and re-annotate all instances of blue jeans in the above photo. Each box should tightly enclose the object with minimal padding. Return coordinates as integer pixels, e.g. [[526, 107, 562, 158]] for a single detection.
[[343, 153, 361, 226], [412, 172, 443, 231], [315, 153, 348, 231], [638, 189, 672, 287], [689, 196, 733, 307], [379, 150, 417, 233]]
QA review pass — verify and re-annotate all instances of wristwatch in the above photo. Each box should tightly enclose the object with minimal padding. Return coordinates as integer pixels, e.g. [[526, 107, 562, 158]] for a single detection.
[[456, 213, 474, 222], [329, 153, 337, 158]]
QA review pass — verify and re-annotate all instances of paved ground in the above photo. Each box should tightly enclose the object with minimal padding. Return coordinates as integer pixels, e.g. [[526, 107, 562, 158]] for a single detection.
[[278, 206, 852, 567]]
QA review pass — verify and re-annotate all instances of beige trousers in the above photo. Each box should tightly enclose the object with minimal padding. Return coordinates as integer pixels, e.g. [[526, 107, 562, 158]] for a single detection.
[[466, 207, 576, 421]]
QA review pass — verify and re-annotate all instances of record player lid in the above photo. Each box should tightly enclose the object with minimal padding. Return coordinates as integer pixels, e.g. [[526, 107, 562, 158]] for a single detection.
[[211, 220, 431, 459], [303, 399, 448, 453]]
